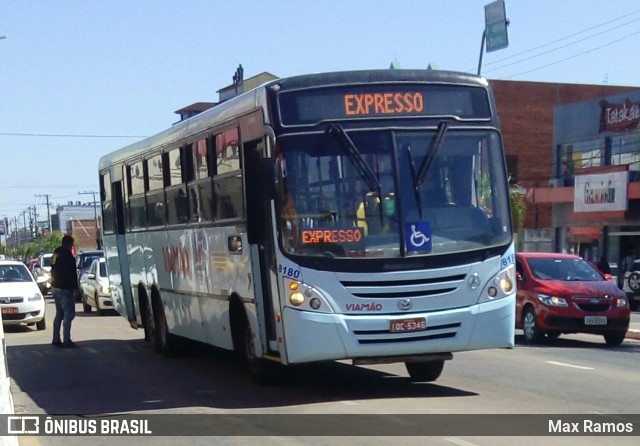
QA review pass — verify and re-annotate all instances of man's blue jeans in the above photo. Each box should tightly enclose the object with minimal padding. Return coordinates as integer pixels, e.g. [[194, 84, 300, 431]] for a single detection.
[[52, 288, 76, 343]]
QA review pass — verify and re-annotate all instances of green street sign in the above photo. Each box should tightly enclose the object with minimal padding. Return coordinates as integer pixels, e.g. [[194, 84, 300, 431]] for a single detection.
[[485, 0, 508, 53]]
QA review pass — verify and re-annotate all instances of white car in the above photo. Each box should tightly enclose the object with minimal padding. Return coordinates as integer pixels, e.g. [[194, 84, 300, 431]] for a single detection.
[[79, 258, 113, 315], [622, 267, 640, 311], [0, 260, 46, 330], [34, 252, 54, 296]]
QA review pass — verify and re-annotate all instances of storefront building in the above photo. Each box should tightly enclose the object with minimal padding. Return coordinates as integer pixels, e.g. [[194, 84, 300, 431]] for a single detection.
[[529, 89, 640, 266]]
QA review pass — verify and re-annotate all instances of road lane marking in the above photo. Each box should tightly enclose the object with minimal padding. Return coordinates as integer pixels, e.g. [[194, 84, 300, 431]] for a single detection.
[[444, 437, 480, 446], [545, 360, 593, 370]]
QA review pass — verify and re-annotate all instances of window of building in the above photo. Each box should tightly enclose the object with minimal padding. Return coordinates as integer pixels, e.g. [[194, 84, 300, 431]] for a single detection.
[[611, 133, 640, 174]]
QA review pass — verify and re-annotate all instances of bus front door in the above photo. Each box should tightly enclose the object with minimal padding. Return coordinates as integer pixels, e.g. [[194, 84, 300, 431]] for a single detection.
[[112, 181, 135, 324]]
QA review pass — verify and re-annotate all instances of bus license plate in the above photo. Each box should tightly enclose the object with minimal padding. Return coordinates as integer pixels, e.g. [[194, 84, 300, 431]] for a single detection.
[[584, 316, 607, 325], [1, 307, 18, 315], [390, 317, 427, 333]]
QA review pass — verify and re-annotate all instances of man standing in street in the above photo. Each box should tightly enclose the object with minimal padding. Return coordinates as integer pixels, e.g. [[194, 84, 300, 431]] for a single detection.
[[51, 234, 79, 348]]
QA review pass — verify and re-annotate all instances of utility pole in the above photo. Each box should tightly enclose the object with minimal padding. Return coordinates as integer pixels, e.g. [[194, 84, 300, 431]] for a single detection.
[[35, 193, 52, 235]]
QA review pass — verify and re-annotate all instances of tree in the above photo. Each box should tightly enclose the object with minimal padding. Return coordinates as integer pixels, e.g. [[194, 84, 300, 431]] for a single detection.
[[510, 188, 526, 232], [5, 231, 64, 261]]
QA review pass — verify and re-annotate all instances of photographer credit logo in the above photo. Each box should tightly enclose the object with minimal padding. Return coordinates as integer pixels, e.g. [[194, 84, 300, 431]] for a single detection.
[[8, 416, 40, 434]]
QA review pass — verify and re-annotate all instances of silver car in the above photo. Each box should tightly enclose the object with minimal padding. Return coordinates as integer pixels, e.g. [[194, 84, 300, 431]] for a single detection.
[[79, 258, 113, 315]]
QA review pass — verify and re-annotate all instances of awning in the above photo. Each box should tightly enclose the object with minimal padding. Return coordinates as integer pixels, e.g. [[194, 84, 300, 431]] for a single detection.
[[569, 226, 601, 241]]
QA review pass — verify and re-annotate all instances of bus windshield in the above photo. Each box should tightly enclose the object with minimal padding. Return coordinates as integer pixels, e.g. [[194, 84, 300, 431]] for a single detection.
[[278, 127, 511, 258]]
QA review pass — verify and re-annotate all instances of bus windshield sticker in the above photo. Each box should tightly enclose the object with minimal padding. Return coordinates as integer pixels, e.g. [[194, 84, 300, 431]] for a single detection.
[[404, 221, 432, 252]]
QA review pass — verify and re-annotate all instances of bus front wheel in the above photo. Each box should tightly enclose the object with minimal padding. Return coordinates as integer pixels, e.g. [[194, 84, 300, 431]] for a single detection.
[[405, 360, 445, 382], [240, 322, 279, 385]]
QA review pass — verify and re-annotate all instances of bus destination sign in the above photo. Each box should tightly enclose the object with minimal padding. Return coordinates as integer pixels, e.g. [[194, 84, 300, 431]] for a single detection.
[[344, 92, 424, 117], [278, 85, 490, 125]]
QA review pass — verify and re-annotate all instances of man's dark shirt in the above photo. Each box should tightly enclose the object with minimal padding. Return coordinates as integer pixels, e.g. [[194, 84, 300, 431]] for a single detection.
[[51, 246, 78, 290]]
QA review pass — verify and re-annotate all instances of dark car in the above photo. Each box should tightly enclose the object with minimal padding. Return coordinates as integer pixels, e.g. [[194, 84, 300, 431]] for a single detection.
[[74, 250, 104, 301], [515, 252, 630, 346]]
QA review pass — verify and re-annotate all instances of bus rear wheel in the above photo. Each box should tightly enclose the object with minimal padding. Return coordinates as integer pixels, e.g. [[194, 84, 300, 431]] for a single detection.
[[405, 360, 445, 382], [140, 295, 155, 345], [151, 293, 178, 357]]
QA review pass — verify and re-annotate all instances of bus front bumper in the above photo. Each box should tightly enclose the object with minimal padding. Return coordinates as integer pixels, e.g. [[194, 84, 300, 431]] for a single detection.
[[281, 294, 515, 364]]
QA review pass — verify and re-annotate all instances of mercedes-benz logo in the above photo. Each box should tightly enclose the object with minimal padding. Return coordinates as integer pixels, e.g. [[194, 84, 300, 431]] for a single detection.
[[468, 272, 481, 289], [398, 298, 412, 311]]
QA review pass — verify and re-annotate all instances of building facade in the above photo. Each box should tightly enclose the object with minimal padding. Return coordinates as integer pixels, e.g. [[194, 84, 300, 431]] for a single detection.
[[529, 88, 640, 266], [55, 202, 100, 251]]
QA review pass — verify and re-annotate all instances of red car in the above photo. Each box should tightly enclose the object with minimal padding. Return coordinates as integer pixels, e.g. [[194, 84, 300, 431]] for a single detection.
[[515, 252, 630, 346]]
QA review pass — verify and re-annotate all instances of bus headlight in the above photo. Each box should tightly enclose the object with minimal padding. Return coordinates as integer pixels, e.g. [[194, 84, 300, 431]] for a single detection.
[[284, 278, 334, 313], [290, 292, 305, 306], [478, 263, 515, 303]]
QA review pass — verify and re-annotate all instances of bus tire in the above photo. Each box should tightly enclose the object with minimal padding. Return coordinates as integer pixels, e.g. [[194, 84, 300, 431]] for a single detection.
[[405, 360, 444, 382], [151, 292, 178, 357], [139, 293, 155, 345], [239, 318, 278, 385]]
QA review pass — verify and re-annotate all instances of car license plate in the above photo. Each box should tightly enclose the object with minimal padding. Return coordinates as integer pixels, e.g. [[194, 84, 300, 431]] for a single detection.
[[390, 317, 427, 333], [584, 316, 607, 325], [1, 307, 18, 315]]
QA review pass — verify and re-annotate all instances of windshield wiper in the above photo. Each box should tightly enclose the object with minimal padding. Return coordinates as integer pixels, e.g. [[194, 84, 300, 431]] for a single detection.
[[406, 145, 423, 220], [416, 121, 449, 186], [327, 124, 381, 193]]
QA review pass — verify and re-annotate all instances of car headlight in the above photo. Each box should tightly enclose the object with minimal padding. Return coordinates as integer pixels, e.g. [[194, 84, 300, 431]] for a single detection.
[[537, 293, 568, 307], [28, 293, 43, 302], [101, 286, 110, 294], [615, 297, 628, 308]]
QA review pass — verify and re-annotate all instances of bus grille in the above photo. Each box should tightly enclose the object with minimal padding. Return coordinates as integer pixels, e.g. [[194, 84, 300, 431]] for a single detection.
[[340, 274, 466, 299], [353, 322, 461, 344]]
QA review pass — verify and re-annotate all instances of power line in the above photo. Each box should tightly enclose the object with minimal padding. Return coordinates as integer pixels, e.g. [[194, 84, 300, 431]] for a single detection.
[[506, 31, 640, 79], [481, 8, 640, 70], [484, 18, 640, 74]]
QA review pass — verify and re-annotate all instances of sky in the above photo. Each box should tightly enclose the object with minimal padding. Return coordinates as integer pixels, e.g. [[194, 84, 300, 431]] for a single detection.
[[1, 0, 640, 227]]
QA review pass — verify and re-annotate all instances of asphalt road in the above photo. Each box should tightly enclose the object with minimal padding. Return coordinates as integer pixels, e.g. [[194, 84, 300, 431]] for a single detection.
[[4, 299, 640, 446]]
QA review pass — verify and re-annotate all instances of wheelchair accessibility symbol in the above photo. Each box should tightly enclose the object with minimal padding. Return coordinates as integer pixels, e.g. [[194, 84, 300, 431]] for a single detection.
[[404, 221, 432, 252]]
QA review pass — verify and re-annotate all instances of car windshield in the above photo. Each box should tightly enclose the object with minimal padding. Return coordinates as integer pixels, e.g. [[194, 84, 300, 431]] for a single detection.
[[41, 255, 53, 267], [528, 258, 604, 282], [81, 255, 102, 269], [277, 128, 511, 258], [0, 265, 33, 282]]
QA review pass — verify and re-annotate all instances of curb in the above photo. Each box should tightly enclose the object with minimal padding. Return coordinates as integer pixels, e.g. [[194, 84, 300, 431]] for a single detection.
[[626, 328, 640, 341]]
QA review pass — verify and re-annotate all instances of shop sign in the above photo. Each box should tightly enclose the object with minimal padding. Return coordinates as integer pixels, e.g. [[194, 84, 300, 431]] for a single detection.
[[574, 171, 628, 212], [599, 98, 640, 133]]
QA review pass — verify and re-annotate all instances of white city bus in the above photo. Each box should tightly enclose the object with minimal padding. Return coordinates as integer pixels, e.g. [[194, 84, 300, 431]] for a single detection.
[[99, 69, 515, 383]]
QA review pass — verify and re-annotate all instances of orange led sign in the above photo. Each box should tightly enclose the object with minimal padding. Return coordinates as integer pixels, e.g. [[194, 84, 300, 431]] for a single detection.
[[344, 92, 424, 116], [301, 229, 363, 244]]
